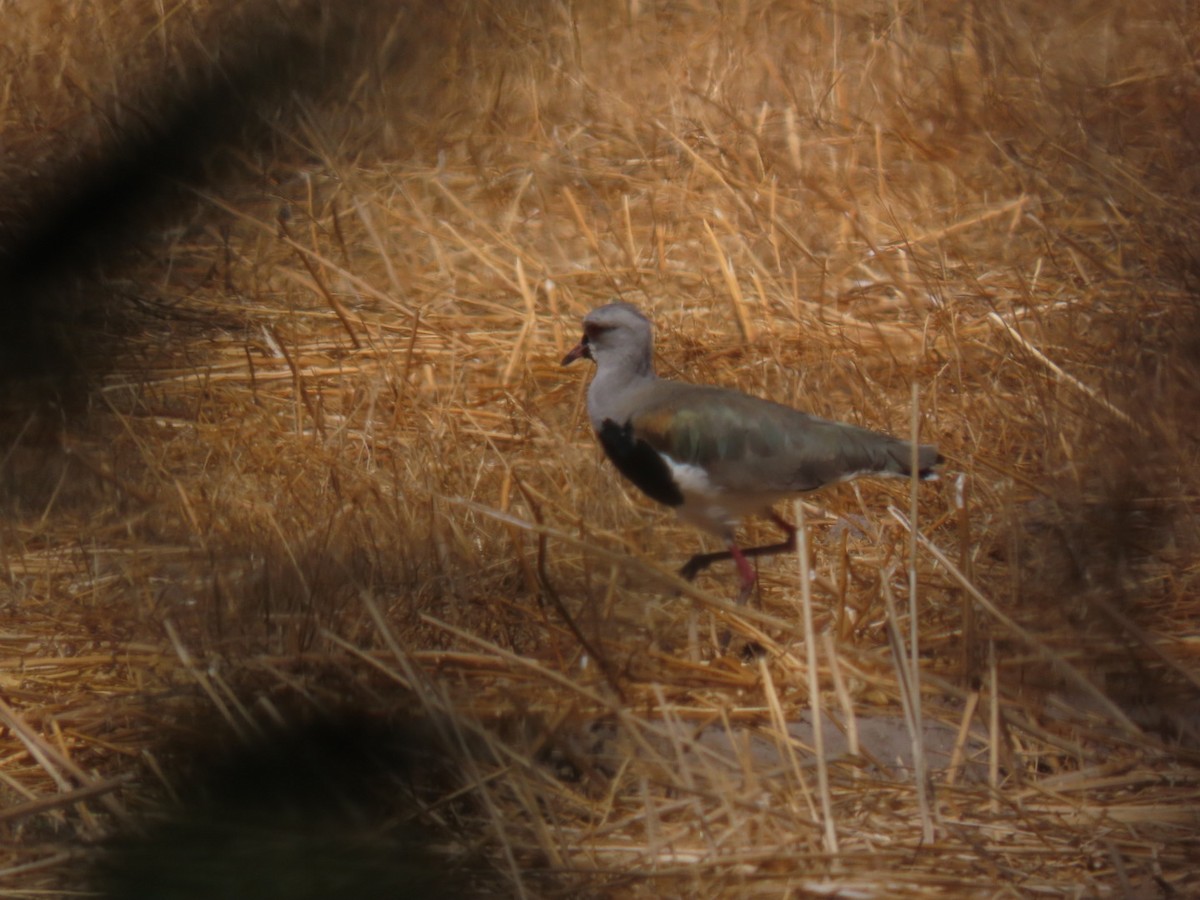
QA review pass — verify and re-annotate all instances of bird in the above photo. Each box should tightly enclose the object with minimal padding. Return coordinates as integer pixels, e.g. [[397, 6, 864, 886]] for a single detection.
[[562, 301, 942, 602]]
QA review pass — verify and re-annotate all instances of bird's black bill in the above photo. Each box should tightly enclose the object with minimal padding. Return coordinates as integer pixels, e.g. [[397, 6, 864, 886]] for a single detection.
[[562, 337, 591, 365]]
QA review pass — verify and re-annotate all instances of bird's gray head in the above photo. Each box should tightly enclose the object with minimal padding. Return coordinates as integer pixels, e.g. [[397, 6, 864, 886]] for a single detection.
[[561, 302, 654, 375]]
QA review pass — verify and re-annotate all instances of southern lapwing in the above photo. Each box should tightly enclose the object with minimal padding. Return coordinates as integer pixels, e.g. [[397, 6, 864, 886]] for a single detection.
[[563, 302, 942, 601]]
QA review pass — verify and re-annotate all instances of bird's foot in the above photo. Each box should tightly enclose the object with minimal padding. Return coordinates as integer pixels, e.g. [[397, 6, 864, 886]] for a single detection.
[[735, 583, 754, 606], [740, 640, 767, 662]]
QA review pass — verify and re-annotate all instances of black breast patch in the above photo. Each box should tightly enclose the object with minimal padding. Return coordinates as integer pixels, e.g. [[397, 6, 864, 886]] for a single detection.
[[597, 419, 684, 507]]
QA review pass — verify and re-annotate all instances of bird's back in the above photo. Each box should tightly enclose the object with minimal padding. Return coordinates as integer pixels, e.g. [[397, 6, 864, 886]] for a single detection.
[[622, 381, 939, 495]]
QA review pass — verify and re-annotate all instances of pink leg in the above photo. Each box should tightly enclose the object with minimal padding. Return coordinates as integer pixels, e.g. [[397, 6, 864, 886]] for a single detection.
[[729, 544, 757, 604], [678, 510, 798, 604]]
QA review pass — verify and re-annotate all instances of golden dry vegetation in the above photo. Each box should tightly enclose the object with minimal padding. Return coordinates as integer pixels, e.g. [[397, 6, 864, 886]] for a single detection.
[[2, 1, 1199, 896]]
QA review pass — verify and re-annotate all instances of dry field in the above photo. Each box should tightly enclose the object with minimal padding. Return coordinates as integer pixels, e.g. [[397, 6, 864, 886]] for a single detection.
[[2, 1, 1199, 896]]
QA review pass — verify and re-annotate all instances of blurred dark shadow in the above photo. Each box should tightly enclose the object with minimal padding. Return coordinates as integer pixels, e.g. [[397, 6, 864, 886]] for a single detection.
[[0, 2, 400, 405], [91, 710, 492, 900]]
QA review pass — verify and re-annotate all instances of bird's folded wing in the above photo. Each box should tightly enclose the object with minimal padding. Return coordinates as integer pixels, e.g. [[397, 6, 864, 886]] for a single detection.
[[628, 384, 936, 494]]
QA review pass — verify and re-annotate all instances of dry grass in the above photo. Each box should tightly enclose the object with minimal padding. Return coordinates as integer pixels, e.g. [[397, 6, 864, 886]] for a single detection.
[[2, 0, 1200, 896]]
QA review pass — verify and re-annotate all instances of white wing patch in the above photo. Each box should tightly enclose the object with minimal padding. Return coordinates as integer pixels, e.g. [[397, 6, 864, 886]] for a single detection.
[[660, 456, 714, 496], [660, 452, 785, 539]]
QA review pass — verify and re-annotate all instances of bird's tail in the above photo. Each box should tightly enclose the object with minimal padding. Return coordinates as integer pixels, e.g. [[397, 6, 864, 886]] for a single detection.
[[885, 441, 943, 480]]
